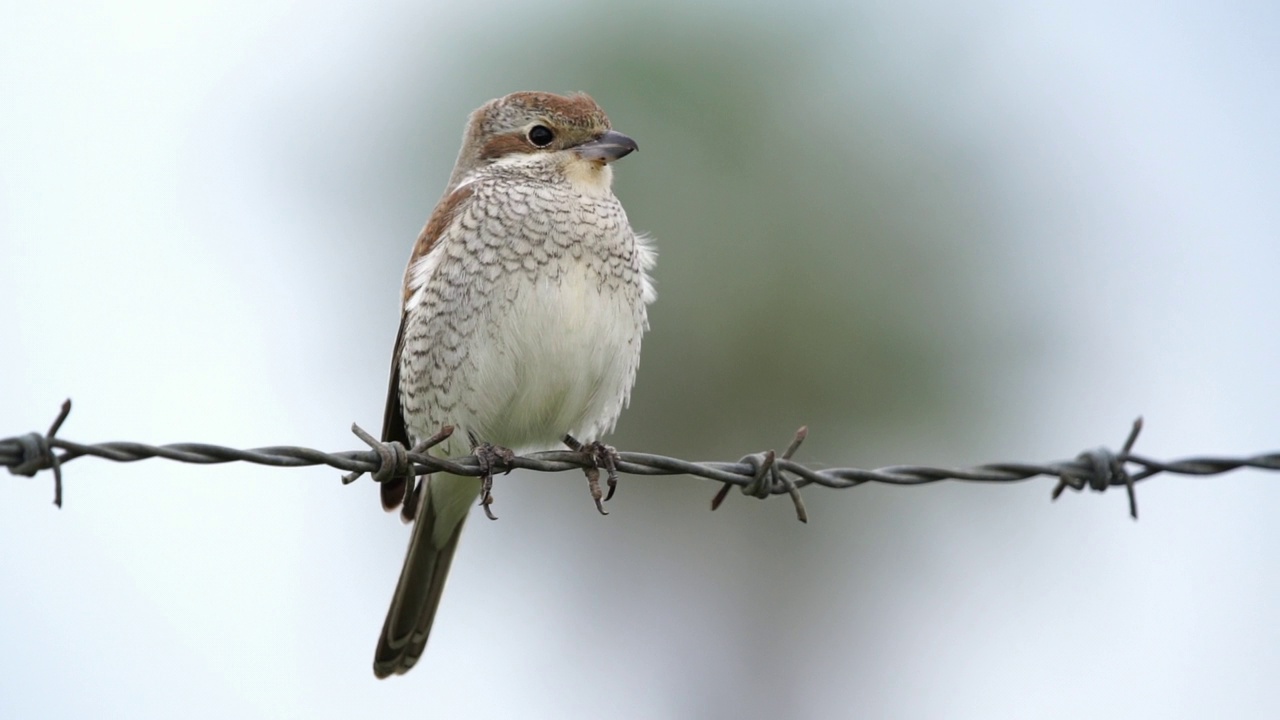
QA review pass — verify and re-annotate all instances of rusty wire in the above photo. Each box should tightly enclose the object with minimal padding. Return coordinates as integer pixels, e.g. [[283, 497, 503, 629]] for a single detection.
[[5, 400, 1279, 521]]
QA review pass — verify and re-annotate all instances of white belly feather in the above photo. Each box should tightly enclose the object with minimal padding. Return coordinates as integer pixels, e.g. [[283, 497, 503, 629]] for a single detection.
[[466, 261, 637, 450]]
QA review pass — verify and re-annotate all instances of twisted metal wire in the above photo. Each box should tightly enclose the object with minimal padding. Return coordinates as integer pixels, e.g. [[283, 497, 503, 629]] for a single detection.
[[5, 400, 1279, 521]]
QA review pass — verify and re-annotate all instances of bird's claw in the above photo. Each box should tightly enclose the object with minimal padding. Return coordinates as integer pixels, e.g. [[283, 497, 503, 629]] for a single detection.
[[473, 442, 515, 521], [564, 435, 620, 515]]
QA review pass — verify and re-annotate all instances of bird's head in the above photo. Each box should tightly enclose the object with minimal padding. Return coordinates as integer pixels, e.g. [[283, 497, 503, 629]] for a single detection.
[[447, 91, 637, 194]]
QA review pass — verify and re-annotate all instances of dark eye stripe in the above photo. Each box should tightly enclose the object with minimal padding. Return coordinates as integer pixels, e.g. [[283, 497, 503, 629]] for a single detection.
[[478, 131, 532, 160]]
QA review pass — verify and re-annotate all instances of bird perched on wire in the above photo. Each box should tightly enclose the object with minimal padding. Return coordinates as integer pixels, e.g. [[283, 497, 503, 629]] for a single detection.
[[373, 91, 655, 678]]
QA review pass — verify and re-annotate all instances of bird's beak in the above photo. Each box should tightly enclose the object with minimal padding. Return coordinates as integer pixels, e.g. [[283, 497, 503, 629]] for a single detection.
[[574, 130, 638, 163]]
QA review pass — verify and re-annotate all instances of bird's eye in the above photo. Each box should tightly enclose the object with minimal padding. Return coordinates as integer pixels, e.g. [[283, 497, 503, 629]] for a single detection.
[[527, 125, 555, 147]]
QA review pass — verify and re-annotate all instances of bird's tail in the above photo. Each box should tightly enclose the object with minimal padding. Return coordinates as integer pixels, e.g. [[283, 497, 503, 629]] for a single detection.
[[373, 473, 479, 678]]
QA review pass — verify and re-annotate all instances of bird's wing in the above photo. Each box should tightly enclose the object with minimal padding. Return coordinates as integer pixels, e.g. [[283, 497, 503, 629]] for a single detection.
[[379, 184, 476, 516], [379, 314, 414, 514]]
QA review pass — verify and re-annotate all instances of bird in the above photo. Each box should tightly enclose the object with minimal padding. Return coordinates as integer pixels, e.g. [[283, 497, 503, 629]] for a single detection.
[[373, 91, 655, 678]]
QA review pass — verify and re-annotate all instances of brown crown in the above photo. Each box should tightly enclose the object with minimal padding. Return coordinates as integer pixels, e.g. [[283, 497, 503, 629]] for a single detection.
[[473, 91, 611, 136]]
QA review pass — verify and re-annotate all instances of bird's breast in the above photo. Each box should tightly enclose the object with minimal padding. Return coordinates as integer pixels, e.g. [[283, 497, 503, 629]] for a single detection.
[[398, 181, 649, 451]]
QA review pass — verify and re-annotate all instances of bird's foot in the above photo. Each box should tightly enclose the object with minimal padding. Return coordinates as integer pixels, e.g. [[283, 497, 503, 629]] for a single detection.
[[472, 441, 515, 521], [563, 435, 620, 516]]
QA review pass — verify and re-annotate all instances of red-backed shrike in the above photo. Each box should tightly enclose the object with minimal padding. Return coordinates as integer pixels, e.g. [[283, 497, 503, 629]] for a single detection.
[[373, 91, 654, 677]]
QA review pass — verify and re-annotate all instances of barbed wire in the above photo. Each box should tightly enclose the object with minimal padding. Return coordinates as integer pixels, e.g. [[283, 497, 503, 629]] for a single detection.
[[4, 400, 1279, 521]]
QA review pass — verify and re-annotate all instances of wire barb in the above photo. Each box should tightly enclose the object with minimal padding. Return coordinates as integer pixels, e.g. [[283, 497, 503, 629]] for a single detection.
[[6, 399, 72, 507], [344, 424, 407, 486], [1052, 417, 1144, 519], [711, 426, 809, 522], [4, 403, 1278, 520]]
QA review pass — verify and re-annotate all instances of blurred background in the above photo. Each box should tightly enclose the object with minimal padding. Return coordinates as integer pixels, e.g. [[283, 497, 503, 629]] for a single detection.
[[3, 1, 1279, 717]]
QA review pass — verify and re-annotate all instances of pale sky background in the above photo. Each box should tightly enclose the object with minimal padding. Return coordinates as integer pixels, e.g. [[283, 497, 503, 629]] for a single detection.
[[2, 1, 1279, 718]]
